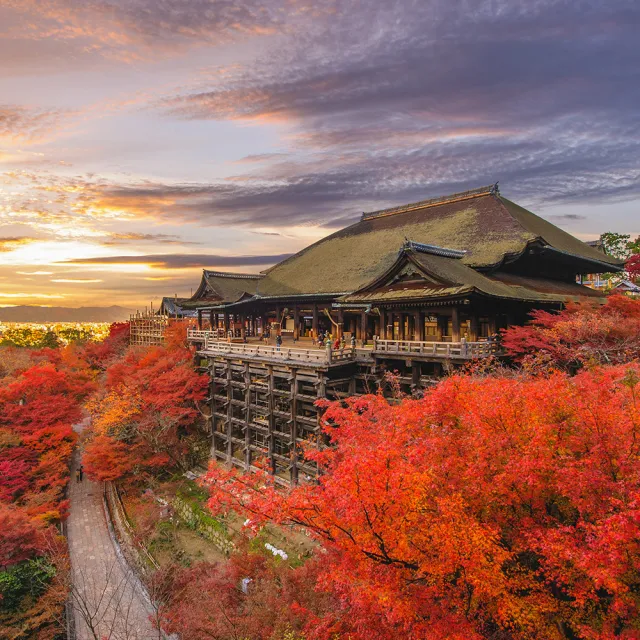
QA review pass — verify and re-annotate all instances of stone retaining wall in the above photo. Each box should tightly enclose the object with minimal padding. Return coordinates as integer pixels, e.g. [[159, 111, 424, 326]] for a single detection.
[[172, 495, 235, 555]]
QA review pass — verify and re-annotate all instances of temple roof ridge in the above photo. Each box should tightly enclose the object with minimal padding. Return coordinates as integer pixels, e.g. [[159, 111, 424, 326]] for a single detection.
[[402, 239, 467, 259], [361, 183, 499, 221], [203, 270, 264, 280]]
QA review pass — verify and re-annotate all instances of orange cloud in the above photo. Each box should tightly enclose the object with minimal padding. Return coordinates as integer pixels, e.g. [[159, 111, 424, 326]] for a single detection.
[[0, 236, 38, 252]]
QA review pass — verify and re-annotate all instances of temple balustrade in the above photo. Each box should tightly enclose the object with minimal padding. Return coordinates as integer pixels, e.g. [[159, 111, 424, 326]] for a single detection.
[[200, 336, 356, 366], [372, 338, 494, 359]]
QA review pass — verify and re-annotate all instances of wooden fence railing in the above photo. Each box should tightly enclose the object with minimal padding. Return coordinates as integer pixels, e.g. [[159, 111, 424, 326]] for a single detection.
[[200, 337, 356, 365], [373, 338, 493, 359]]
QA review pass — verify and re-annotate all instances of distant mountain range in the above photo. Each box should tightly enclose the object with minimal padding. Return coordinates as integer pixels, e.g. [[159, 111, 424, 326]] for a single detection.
[[0, 305, 135, 323]]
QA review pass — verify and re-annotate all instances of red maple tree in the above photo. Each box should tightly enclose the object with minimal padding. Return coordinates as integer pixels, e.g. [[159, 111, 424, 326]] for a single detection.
[[205, 364, 640, 639], [627, 254, 640, 282], [83, 338, 208, 482], [501, 294, 640, 370]]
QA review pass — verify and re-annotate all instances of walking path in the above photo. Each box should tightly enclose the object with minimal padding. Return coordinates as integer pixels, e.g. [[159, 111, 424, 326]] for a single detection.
[[67, 419, 160, 640]]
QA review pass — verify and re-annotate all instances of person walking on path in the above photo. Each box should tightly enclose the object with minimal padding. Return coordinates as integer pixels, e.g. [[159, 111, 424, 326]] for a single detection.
[[78, 464, 84, 481], [76, 468, 81, 483], [275, 334, 282, 351]]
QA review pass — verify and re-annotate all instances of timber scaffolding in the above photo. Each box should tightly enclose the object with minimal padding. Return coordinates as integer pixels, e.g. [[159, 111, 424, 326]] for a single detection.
[[190, 330, 496, 485], [129, 309, 194, 346]]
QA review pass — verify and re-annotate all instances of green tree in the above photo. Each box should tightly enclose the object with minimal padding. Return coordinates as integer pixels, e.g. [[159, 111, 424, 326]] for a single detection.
[[600, 231, 632, 259]]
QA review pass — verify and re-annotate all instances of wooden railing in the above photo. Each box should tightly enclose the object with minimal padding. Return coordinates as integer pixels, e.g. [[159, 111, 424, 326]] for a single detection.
[[373, 338, 493, 359], [188, 328, 225, 341], [200, 337, 356, 365]]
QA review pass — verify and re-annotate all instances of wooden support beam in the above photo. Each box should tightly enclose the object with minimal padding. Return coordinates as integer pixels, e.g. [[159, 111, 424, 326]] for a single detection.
[[416, 311, 425, 342], [290, 369, 298, 484], [452, 307, 461, 342], [226, 361, 233, 461], [312, 304, 318, 338], [411, 361, 421, 390], [436, 314, 444, 341], [244, 362, 251, 470], [360, 311, 367, 346], [197, 309, 203, 330], [469, 315, 479, 341], [293, 305, 299, 340], [267, 365, 276, 475]]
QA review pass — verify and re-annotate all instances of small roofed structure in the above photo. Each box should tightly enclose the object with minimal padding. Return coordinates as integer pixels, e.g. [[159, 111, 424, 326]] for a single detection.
[[158, 297, 198, 318], [612, 279, 640, 295]]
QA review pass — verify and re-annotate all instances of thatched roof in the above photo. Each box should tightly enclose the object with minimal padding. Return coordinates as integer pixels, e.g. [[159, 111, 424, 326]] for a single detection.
[[339, 243, 605, 305], [254, 185, 622, 297], [185, 270, 263, 307]]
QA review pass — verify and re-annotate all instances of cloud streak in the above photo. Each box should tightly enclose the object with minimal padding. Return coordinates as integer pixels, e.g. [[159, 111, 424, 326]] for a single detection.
[[59, 253, 293, 269], [0, 104, 73, 143]]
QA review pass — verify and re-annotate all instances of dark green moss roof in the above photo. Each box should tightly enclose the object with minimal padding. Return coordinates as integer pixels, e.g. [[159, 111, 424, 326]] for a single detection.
[[339, 248, 606, 305], [255, 187, 622, 297]]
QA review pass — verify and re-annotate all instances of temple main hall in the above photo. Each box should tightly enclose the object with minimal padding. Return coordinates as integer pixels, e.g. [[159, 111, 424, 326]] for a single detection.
[[133, 184, 623, 483]]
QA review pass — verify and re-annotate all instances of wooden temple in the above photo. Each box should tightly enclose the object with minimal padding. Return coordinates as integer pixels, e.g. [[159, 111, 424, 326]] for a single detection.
[[171, 184, 621, 483]]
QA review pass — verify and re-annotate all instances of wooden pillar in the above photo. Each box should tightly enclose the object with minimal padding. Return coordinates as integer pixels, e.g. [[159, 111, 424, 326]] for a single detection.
[[209, 310, 215, 329], [226, 359, 233, 461], [290, 369, 298, 484], [240, 313, 246, 339], [399, 313, 405, 340], [197, 309, 203, 330], [267, 365, 276, 475], [411, 361, 421, 391], [275, 305, 281, 329], [380, 309, 386, 339], [312, 304, 318, 337], [293, 305, 299, 340], [452, 307, 461, 342], [416, 311, 424, 342], [244, 363, 251, 470], [436, 314, 444, 341], [223, 312, 229, 334], [469, 315, 479, 342], [360, 311, 367, 346], [337, 309, 344, 339]]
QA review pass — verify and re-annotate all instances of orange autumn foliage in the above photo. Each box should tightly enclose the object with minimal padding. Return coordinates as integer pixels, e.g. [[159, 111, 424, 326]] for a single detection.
[[206, 364, 640, 640], [83, 338, 208, 482], [501, 294, 640, 370]]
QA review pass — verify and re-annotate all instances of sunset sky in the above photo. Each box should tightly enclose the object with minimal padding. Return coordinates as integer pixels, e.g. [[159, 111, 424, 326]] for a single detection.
[[1, 0, 638, 310]]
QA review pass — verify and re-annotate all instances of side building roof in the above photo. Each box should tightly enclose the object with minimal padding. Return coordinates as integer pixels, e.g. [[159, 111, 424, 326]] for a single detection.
[[254, 185, 622, 297], [159, 296, 198, 317], [183, 270, 263, 308]]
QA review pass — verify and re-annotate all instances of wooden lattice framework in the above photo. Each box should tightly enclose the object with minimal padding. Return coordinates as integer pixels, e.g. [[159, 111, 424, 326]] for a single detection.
[[129, 310, 169, 346]]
